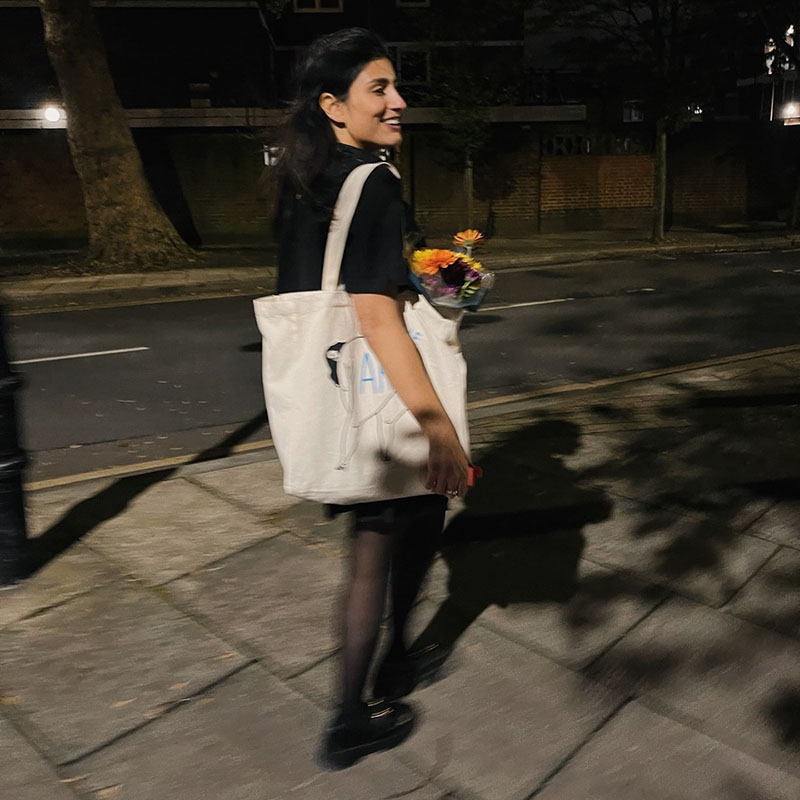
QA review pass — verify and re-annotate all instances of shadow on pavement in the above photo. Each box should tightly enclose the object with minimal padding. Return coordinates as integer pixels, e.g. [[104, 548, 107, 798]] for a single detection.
[[415, 373, 800, 758], [770, 689, 800, 747], [413, 419, 612, 652], [575, 379, 800, 754], [25, 411, 267, 576]]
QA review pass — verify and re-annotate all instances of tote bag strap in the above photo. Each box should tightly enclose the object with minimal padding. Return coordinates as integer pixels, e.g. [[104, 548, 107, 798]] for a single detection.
[[321, 161, 401, 292]]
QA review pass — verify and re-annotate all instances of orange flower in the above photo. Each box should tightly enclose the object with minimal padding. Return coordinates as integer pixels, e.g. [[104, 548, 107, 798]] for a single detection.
[[411, 248, 458, 275], [453, 229, 485, 249]]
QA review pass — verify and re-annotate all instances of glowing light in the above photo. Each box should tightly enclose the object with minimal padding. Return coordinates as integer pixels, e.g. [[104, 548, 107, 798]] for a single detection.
[[784, 103, 799, 118], [43, 106, 62, 122]]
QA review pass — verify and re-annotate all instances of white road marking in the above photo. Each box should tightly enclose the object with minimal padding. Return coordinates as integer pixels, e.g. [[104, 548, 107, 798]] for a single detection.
[[486, 288, 659, 311], [11, 347, 150, 365], [484, 297, 576, 311]]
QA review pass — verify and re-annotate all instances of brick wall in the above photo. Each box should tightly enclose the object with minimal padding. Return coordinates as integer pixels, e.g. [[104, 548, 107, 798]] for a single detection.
[[406, 133, 479, 235], [0, 130, 276, 246], [0, 131, 86, 244], [540, 155, 655, 211], [407, 130, 541, 237], [476, 131, 540, 236], [0, 125, 749, 247], [669, 129, 747, 224], [537, 154, 655, 232], [168, 133, 274, 245]]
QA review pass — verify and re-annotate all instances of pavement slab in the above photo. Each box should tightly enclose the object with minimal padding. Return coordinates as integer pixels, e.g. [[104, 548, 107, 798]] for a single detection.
[[187, 459, 302, 519], [534, 701, 800, 800], [81, 477, 281, 585], [560, 431, 629, 474], [578, 425, 795, 525], [566, 388, 800, 504], [396, 622, 621, 800], [294, 614, 622, 800], [165, 534, 343, 678], [588, 596, 800, 777], [725, 547, 800, 640], [24, 479, 117, 537], [62, 665, 439, 800], [0, 542, 119, 631], [272, 499, 350, 552], [424, 557, 668, 670], [0, 581, 249, 764], [0, 717, 76, 800], [581, 496, 778, 607], [746, 499, 800, 550], [287, 598, 460, 711]]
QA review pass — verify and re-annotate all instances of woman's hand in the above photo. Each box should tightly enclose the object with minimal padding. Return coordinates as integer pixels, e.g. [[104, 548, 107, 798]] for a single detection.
[[423, 418, 470, 499]]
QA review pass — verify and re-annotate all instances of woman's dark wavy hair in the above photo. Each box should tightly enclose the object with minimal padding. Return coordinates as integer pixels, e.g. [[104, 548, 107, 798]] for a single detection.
[[278, 28, 391, 198]]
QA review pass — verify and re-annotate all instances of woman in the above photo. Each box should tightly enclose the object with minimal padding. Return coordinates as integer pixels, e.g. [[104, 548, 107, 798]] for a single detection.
[[274, 28, 470, 769]]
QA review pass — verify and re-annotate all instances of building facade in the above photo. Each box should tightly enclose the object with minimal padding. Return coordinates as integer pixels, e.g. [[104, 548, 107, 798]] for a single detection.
[[0, 0, 757, 247]]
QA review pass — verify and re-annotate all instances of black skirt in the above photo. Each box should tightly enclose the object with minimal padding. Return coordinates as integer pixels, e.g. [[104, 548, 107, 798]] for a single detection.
[[325, 494, 447, 534]]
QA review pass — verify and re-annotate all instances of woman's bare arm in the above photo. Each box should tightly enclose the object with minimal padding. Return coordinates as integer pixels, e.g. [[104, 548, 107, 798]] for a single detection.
[[351, 292, 469, 497]]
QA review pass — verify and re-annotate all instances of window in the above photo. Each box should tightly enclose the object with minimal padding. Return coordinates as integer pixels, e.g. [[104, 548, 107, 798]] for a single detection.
[[623, 100, 644, 123], [396, 1, 430, 7], [262, 145, 282, 167], [293, 0, 342, 12], [393, 47, 430, 85]]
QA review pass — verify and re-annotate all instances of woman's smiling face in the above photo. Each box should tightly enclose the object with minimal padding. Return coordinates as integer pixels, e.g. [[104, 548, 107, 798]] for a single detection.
[[320, 58, 407, 152]]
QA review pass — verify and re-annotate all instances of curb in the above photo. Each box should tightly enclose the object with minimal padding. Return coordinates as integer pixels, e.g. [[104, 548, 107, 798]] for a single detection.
[[25, 343, 800, 492], [1, 236, 798, 313], [482, 236, 800, 270]]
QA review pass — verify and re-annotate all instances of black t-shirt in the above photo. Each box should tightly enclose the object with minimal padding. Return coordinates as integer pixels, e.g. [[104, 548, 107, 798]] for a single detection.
[[275, 144, 411, 295]]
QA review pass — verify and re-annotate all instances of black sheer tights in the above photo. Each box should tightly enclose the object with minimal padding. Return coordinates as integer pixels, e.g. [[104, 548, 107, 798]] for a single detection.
[[338, 497, 446, 718]]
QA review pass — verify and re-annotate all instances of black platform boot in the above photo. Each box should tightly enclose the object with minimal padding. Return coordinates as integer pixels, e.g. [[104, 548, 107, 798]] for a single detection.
[[318, 698, 415, 770]]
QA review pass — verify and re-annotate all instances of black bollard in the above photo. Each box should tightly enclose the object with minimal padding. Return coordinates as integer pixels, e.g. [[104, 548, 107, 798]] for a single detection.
[[0, 305, 27, 585]]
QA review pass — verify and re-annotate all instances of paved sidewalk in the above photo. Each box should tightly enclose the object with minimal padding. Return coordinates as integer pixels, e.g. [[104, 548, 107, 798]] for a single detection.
[[1, 226, 799, 313], [3, 344, 800, 799]]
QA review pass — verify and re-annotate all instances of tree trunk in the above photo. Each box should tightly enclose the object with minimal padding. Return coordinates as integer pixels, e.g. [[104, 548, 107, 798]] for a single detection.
[[790, 171, 800, 231], [652, 121, 668, 243], [464, 152, 474, 229], [39, 0, 195, 271]]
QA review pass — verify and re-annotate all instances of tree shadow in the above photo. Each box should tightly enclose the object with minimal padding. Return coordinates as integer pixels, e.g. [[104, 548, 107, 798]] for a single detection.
[[768, 689, 800, 748], [24, 411, 267, 576], [570, 376, 800, 755], [412, 419, 613, 653], [580, 385, 800, 589]]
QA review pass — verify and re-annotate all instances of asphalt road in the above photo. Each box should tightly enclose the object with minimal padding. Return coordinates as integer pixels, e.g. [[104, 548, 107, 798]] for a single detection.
[[10, 248, 800, 483]]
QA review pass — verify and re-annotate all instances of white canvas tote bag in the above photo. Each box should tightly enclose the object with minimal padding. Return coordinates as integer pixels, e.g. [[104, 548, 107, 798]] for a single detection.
[[253, 162, 469, 504]]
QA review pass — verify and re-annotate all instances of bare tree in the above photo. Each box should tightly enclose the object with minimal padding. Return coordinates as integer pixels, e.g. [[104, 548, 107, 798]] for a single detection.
[[537, 1, 722, 242], [419, 0, 527, 229], [39, 0, 195, 271]]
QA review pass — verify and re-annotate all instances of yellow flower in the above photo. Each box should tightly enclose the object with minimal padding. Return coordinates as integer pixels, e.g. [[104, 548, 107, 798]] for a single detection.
[[453, 229, 485, 249], [456, 254, 485, 272], [412, 248, 458, 275]]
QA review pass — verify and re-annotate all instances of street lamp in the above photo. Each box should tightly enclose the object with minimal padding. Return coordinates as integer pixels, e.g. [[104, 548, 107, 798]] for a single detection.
[[43, 106, 62, 123]]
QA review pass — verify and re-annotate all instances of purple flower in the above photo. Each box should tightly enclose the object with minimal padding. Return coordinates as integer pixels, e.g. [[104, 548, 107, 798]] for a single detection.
[[440, 262, 467, 286]]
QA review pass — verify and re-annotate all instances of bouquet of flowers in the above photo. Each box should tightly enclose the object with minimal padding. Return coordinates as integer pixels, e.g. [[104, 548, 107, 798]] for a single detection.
[[410, 229, 495, 310]]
